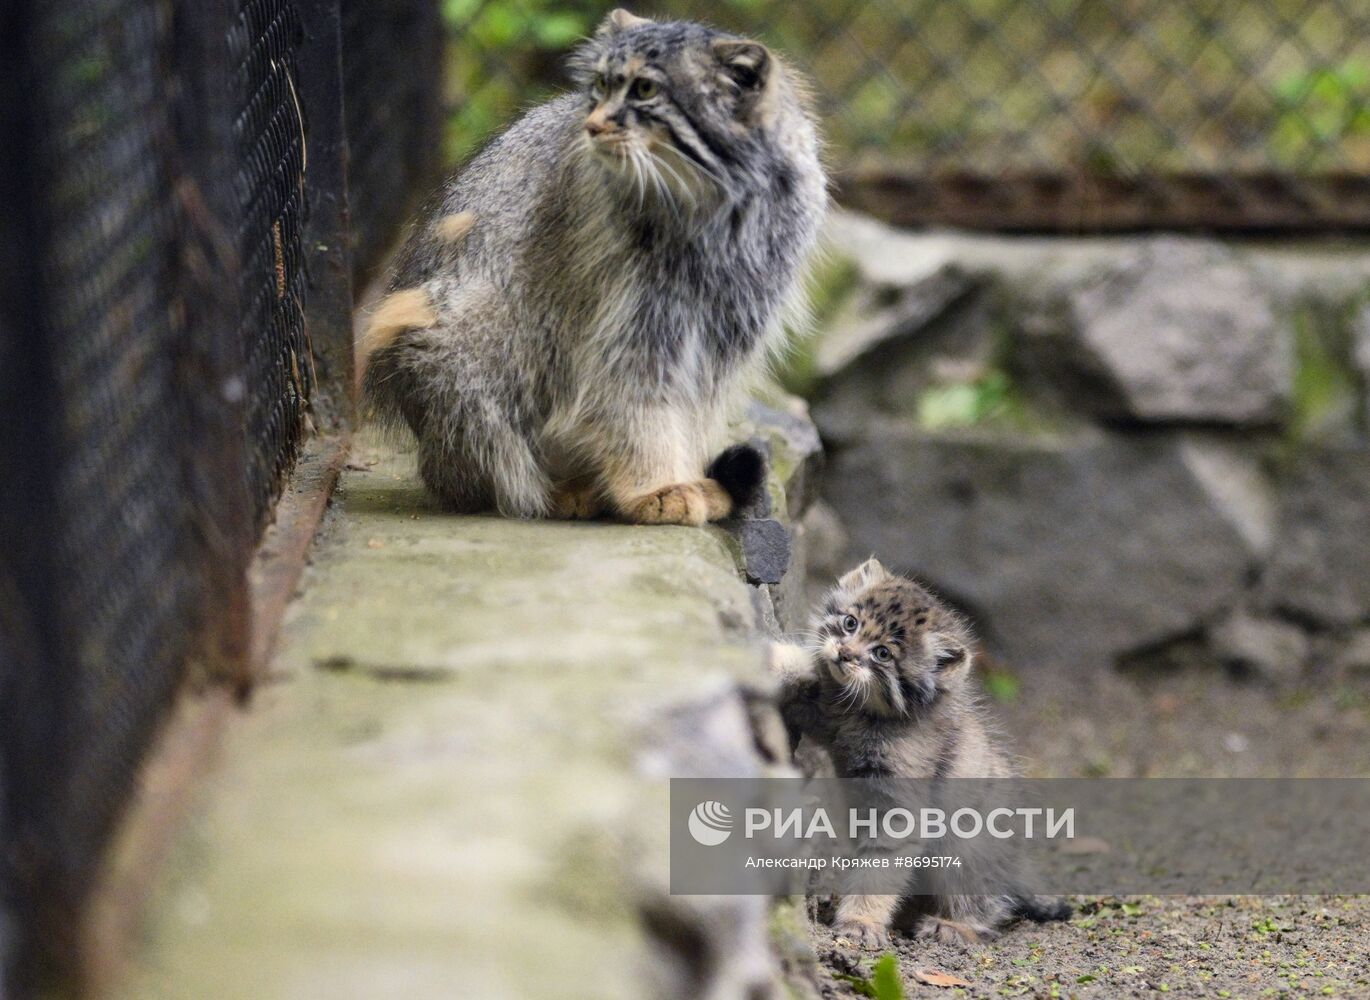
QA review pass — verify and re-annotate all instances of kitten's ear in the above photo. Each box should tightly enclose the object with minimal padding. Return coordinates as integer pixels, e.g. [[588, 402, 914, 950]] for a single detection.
[[597, 9, 652, 36], [713, 38, 771, 91], [838, 558, 890, 592], [932, 637, 972, 681]]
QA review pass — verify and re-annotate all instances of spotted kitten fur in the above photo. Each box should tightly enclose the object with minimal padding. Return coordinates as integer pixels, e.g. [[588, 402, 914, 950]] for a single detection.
[[361, 9, 826, 523], [770, 559, 1071, 949]]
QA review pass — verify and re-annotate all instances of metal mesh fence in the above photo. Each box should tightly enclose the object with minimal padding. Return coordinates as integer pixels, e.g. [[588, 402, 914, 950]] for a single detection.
[[443, 0, 1370, 229], [0, 0, 440, 991], [0, 2, 222, 989], [341, 0, 444, 285], [230, 0, 311, 526]]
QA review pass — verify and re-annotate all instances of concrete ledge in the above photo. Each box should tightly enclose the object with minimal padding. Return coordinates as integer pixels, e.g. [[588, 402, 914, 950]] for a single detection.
[[117, 419, 817, 1000]]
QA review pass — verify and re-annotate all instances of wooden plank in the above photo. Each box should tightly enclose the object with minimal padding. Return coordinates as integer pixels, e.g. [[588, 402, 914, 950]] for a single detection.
[[835, 170, 1370, 233]]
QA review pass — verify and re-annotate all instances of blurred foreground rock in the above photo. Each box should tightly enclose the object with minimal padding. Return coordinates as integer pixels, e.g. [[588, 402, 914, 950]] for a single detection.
[[813, 211, 1370, 676], [117, 405, 821, 1000]]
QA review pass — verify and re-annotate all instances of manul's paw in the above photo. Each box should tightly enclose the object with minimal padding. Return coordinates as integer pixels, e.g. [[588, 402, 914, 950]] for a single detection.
[[832, 919, 891, 951], [916, 916, 994, 948], [621, 480, 730, 525]]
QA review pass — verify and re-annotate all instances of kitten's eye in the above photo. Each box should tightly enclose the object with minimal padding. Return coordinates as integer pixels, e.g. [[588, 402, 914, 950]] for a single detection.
[[591, 74, 607, 97], [872, 646, 892, 663], [842, 615, 858, 633], [630, 78, 658, 100]]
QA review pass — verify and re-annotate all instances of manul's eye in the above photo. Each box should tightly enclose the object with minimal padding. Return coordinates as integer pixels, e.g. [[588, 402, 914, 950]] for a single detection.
[[630, 78, 658, 100], [872, 645, 892, 663], [842, 614, 858, 633]]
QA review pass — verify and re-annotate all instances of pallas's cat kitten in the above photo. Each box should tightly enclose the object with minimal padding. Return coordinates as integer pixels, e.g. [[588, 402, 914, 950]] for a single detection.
[[771, 559, 1071, 949], [361, 9, 826, 523]]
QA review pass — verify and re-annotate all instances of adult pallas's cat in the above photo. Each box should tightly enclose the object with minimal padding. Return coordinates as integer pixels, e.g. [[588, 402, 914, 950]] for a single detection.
[[362, 10, 825, 523]]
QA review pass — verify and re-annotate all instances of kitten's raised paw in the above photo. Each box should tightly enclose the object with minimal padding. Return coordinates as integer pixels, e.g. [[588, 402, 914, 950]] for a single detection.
[[915, 916, 994, 948], [621, 479, 731, 526], [832, 918, 891, 951], [550, 483, 605, 520]]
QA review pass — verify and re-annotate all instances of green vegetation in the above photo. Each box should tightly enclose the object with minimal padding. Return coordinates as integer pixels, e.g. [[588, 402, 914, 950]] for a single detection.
[[1289, 303, 1363, 442], [911, 367, 1054, 434], [442, 1, 1370, 175], [835, 954, 905, 1000]]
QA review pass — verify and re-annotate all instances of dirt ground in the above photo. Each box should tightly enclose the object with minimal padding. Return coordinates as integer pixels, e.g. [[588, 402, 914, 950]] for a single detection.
[[809, 661, 1370, 998]]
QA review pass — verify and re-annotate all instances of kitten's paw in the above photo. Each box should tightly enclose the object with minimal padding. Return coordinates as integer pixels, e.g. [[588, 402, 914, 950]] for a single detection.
[[832, 918, 891, 951], [550, 483, 605, 520], [621, 480, 731, 526], [915, 916, 994, 948], [768, 642, 814, 680]]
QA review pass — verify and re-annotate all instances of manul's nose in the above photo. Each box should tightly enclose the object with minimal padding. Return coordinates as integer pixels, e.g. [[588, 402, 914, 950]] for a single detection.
[[838, 644, 857, 663], [585, 115, 612, 137]]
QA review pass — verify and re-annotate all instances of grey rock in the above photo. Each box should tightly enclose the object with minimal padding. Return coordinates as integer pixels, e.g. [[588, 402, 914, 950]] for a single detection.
[[1209, 609, 1310, 684], [1333, 628, 1370, 674], [1354, 302, 1370, 384], [1260, 445, 1370, 626], [742, 397, 824, 519], [749, 583, 782, 639], [733, 518, 791, 586], [1013, 238, 1293, 425], [813, 262, 976, 379], [1176, 435, 1277, 560], [799, 500, 849, 587], [822, 424, 1261, 669]]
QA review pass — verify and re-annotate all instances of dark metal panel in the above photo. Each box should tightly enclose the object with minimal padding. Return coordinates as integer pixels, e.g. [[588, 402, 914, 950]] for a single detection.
[[341, 0, 444, 287], [297, 0, 357, 424]]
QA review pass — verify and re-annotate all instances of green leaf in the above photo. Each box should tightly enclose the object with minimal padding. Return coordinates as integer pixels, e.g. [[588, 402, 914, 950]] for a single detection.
[[835, 973, 878, 998], [983, 671, 1020, 704], [872, 954, 905, 1000]]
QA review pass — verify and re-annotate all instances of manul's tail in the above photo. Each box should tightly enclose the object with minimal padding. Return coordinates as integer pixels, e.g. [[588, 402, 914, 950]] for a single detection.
[[1010, 895, 1073, 923], [706, 442, 767, 515]]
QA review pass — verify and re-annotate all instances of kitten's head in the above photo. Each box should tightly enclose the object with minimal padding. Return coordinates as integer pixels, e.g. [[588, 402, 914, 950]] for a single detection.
[[810, 559, 974, 719], [567, 10, 792, 203]]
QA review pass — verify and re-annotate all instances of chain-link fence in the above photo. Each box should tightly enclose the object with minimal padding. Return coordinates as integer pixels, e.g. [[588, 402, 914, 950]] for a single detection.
[[444, 0, 1370, 229], [0, 1, 440, 994]]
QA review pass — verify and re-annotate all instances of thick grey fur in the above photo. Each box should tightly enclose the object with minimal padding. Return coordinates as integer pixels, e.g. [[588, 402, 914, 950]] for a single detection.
[[364, 13, 826, 517], [772, 559, 1071, 948]]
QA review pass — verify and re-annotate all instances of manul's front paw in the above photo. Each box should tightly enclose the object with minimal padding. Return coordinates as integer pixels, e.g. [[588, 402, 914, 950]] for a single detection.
[[621, 480, 730, 526], [832, 918, 891, 951], [916, 916, 994, 948]]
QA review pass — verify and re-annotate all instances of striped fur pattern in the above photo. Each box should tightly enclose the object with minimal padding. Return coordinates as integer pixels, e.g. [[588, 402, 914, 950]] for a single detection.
[[772, 559, 1071, 949], [363, 10, 826, 522]]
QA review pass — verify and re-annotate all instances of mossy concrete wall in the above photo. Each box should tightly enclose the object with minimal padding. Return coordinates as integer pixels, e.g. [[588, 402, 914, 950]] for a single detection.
[[117, 419, 821, 1000]]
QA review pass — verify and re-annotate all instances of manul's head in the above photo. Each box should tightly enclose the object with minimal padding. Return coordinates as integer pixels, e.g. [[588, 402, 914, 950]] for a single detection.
[[811, 559, 975, 719], [568, 10, 803, 206]]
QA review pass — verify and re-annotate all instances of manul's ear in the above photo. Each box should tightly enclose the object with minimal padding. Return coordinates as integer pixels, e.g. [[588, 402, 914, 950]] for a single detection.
[[838, 557, 889, 592], [597, 8, 652, 36], [931, 636, 972, 684], [712, 38, 771, 92]]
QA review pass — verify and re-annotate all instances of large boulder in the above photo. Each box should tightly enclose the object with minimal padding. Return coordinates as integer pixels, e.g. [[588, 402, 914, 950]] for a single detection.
[[1259, 445, 1370, 627], [1011, 238, 1294, 426], [822, 423, 1270, 669]]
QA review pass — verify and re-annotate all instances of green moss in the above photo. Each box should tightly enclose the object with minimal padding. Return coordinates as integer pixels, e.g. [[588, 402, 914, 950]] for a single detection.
[[911, 367, 1058, 435], [1289, 303, 1362, 443]]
